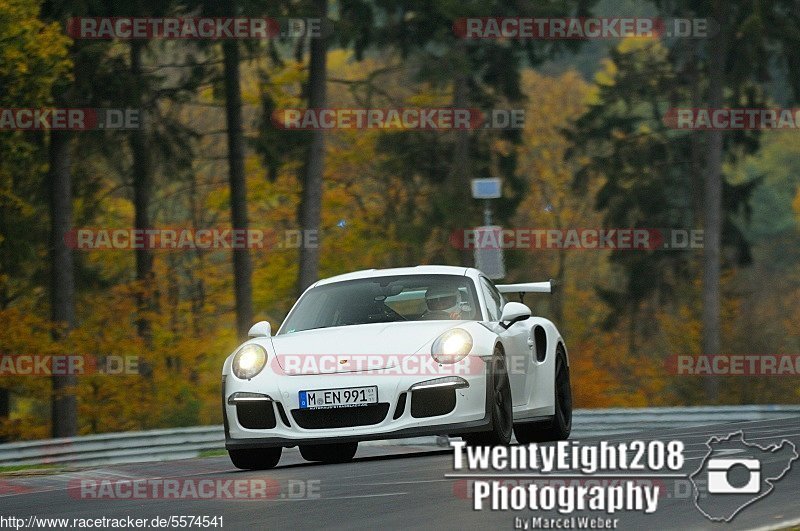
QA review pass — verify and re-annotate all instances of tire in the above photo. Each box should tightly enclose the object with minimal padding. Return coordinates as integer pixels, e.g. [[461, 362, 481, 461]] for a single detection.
[[463, 349, 513, 446], [514, 344, 572, 443], [228, 447, 282, 470], [299, 442, 358, 463]]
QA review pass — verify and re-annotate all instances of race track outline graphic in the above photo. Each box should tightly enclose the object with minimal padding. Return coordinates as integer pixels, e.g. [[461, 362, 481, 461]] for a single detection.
[[690, 430, 798, 522]]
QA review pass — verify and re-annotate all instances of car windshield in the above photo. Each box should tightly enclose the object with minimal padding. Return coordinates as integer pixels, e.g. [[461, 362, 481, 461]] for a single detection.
[[278, 274, 481, 334]]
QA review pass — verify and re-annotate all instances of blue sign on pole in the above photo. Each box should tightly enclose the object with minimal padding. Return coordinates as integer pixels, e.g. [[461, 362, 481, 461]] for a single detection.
[[471, 178, 502, 199]]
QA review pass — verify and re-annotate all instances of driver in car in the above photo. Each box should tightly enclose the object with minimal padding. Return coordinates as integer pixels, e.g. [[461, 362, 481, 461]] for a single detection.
[[423, 285, 464, 320]]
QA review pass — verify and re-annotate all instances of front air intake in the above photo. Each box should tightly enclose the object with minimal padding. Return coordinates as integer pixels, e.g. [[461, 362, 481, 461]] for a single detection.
[[236, 402, 277, 429], [291, 404, 390, 429], [411, 388, 456, 418]]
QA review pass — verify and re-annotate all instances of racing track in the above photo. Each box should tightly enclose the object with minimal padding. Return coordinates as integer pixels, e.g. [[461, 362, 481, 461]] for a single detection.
[[1, 414, 799, 530]]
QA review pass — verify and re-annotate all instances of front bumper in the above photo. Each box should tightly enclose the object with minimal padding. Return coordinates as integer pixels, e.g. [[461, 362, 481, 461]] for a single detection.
[[223, 358, 492, 449]]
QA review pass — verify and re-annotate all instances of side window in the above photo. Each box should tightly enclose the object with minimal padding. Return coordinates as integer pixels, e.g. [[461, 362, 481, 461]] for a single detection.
[[480, 278, 502, 321], [496, 284, 507, 308], [489, 280, 506, 314]]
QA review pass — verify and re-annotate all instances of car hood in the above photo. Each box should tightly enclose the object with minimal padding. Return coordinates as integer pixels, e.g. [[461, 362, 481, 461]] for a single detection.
[[270, 321, 468, 375]]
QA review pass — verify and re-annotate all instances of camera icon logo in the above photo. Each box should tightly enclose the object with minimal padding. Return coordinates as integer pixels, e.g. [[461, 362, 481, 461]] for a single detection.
[[691, 431, 797, 522], [707, 458, 761, 494]]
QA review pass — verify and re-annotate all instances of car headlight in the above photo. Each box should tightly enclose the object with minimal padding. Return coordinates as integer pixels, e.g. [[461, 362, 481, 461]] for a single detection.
[[431, 329, 473, 364], [232, 344, 267, 379]]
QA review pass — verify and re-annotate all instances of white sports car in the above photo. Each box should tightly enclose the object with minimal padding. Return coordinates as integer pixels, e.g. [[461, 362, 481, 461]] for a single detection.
[[222, 265, 572, 469]]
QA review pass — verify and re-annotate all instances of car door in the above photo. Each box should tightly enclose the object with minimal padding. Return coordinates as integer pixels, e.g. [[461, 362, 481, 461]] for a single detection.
[[479, 277, 530, 407]]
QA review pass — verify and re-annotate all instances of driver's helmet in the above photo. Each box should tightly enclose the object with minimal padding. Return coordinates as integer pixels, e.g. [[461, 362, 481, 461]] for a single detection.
[[425, 285, 461, 313]]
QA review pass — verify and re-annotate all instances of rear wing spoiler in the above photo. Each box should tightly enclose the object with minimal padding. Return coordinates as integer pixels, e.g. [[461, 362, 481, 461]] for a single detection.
[[496, 280, 556, 296]]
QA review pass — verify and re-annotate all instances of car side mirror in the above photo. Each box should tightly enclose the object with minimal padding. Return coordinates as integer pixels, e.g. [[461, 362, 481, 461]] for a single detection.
[[248, 321, 272, 338], [499, 302, 532, 329]]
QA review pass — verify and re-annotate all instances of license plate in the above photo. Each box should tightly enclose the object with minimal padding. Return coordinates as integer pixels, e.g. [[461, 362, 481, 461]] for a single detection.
[[299, 386, 378, 409]]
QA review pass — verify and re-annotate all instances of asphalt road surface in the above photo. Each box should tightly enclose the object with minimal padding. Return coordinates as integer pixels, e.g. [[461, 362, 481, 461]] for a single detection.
[[2, 415, 799, 531]]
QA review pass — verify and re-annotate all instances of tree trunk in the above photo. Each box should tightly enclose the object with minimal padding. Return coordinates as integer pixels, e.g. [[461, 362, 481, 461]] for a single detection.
[[450, 73, 473, 267], [223, 38, 254, 340], [687, 42, 704, 226], [701, 0, 727, 402], [0, 389, 9, 442], [49, 130, 77, 438], [188, 172, 205, 337], [130, 41, 155, 345], [297, 0, 328, 293], [446, 39, 474, 267]]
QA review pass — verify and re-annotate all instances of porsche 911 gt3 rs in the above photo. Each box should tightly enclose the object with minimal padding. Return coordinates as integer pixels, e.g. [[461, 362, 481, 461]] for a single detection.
[[222, 265, 572, 469]]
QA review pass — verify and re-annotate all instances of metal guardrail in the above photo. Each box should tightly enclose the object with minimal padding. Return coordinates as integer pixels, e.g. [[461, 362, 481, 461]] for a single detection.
[[0, 426, 224, 467], [571, 405, 800, 436], [1, 405, 799, 468]]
